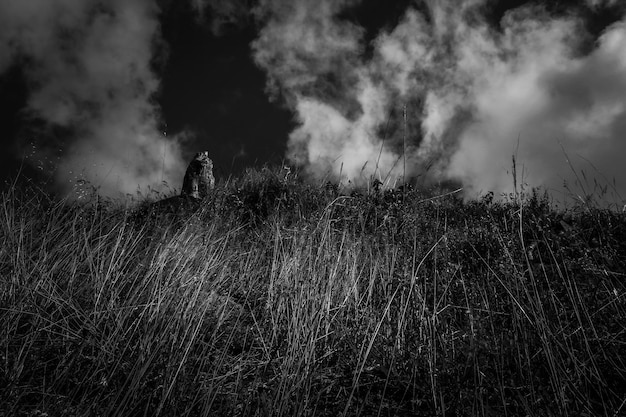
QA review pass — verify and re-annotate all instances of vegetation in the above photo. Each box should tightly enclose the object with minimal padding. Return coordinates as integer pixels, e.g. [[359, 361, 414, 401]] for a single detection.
[[1, 167, 625, 416]]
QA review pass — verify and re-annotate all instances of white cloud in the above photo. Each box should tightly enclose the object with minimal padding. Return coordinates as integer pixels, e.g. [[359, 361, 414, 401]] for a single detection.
[[445, 9, 626, 201], [0, 0, 186, 198], [252, 0, 626, 203], [252, 0, 363, 101], [289, 74, 403, 183]]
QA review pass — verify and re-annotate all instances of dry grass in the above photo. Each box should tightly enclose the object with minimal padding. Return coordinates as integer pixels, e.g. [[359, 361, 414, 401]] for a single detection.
[[1, 168, 625, 416]]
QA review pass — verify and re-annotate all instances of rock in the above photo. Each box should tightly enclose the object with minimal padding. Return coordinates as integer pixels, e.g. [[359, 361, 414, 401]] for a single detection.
[[134, 152, 215, 226], [181, 151, 215, 199]]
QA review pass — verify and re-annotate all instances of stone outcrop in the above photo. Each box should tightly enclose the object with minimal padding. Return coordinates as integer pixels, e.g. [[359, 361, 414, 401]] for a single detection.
[[136, 151, 215, 226], [181, 151, 215, 199]]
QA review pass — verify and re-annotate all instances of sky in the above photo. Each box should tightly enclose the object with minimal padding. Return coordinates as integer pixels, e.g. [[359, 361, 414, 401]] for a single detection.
[[1, 0, 625, 204]]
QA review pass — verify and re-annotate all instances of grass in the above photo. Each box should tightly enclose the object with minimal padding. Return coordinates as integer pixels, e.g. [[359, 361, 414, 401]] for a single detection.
[[1, 166, 625, 416]]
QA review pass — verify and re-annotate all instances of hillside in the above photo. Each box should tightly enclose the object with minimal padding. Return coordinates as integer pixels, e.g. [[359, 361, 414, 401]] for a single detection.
[[1, 167, 625, 416]]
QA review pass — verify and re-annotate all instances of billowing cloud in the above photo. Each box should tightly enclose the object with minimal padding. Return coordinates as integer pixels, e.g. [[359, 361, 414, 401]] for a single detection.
[[437, 5, 626, 201], [253, 0, 626, 203], [0, 0, 186, 198], [252, 0, 420, 185], [253, 0, 364, 103], [4, 0, 624, 203]]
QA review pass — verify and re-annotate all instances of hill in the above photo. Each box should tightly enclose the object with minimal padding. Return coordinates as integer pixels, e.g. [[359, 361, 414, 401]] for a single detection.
[[1, 167, 625, 416]]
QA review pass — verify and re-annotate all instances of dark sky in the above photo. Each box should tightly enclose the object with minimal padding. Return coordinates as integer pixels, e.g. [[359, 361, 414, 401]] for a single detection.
[[159, 1, 292, 177], [1, 0, 625, 203]]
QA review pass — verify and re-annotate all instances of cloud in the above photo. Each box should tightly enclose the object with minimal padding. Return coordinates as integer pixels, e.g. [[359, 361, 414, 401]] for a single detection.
[[253, 0, 397, 183], [253, 0, 626, 203], [252, 0, 364, 103], [288, 74, 406, 183], [252, 0, 428, 185], [0, 0, 186, 198], [441, 6, 626, 201]]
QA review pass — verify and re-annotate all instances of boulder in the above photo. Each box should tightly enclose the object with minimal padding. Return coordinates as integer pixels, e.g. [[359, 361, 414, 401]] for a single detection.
[[181, 151, 215, 199], [135, 151, 215, 226]]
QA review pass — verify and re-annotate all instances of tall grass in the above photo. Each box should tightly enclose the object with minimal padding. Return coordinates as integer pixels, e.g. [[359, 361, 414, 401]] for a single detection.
[[1, 167, 625, 416]]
